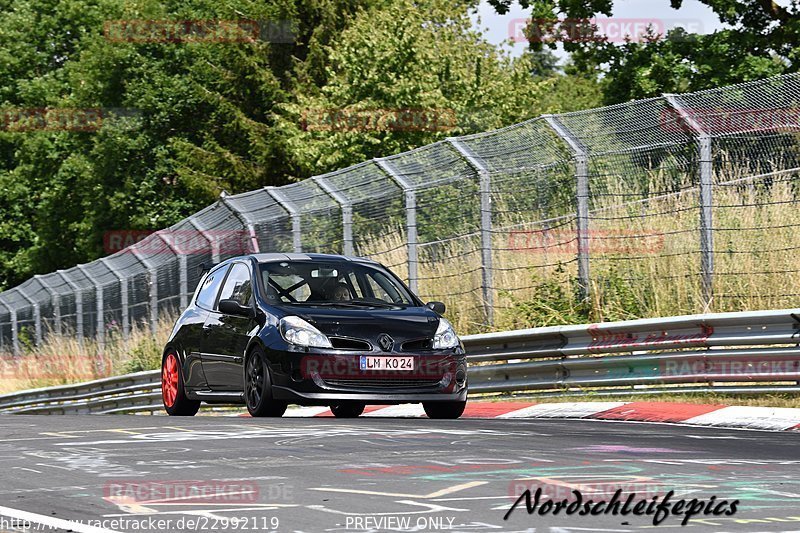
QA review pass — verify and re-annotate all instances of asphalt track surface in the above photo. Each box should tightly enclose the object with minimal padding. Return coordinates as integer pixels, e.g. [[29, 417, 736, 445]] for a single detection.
[[0, 415, 798, 533]]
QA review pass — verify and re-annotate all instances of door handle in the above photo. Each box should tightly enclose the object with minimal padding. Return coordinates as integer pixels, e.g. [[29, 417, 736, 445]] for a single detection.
[[234, 357, 243, 364]]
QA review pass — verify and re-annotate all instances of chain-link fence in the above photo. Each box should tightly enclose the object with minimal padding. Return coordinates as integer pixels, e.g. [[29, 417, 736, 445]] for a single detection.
[[2, 73, 800, 353]]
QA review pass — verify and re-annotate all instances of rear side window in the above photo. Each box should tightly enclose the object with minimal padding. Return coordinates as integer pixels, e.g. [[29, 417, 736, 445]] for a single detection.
[[196, 266, 229, 309], [218, 263, 253, 307]]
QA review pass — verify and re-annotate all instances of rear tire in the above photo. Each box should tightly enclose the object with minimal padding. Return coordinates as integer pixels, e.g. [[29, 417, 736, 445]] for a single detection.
[[162, 351, 200, 416], [423, 400, 466, 419], [245, 347, 287, 417], [331, 401, 366, 418]]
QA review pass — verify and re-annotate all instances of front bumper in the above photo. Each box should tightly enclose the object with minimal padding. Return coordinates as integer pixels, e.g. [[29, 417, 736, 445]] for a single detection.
[[267, 350, 468, 405]]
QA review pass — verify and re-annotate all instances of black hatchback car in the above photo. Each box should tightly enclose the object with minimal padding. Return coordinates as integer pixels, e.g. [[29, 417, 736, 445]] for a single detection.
[[161, 253, 467, 418]]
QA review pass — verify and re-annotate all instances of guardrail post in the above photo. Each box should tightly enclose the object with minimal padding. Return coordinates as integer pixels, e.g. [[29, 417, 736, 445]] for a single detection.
[[375, 158, 419, 295], [313, 176, 354, 256], [220, 193, 260, 254], [265, 187, 302, 253], [56, 271, 83, 345], [18, 289, 42, 348], [99, 258, 129, 340], [664, 94, 714, 308], [448, 138, 494, 326], [77, 265, 103, 350], [131, 248, 158, 336], [544, 115, 591, 301]]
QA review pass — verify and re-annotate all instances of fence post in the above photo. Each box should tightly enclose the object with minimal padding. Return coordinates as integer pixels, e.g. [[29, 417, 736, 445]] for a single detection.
[[18, 289, 42, 348], [36, 276, 61, 337], [99, 258, 128, 340], [220, 194, 260, 254], [447, 138, 494, 326], [375, 158, 419, 295], [664, 94, 714, 308], [152, 231, 188, 311], [544, 115, 591, 301], [77, 265, 103, 351], [0, 299, 7, 352], [265, 187, 302, 253], [56, 271, 83, 345], [131, 248, 158, 336], [188, 217, 221, 264], [10, 306, 18, 355], [313, 176, 354, 256]]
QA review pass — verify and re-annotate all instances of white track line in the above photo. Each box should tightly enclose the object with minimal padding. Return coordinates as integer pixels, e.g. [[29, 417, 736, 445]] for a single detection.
[[0, 504, 122, 533], [683, 406, 800, 431], [498, 401, 627, 419], [364, 404, 427, 417]]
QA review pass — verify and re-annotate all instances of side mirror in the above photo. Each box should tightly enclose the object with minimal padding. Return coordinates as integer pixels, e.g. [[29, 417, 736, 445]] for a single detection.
[[426, 301, 446, 315], [218, 299, 254, 318]]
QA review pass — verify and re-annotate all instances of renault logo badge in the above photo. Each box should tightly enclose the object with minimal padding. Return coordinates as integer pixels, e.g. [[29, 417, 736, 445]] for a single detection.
[[378, 334, 394, 352]]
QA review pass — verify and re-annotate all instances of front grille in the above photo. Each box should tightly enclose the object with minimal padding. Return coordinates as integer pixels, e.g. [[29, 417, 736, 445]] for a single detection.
[[324, 377, 442, 390], [401, 338, 433, 351], [329, 337, 372, 350]]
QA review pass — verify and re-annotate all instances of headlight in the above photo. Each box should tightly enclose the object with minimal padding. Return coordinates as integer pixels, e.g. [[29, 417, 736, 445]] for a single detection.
[[432, 317, 459, 349], [279, 316, 332, 348]]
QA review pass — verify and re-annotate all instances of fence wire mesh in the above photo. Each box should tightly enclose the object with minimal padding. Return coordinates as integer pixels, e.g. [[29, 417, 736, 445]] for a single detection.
[[2, 73, 800, 352]]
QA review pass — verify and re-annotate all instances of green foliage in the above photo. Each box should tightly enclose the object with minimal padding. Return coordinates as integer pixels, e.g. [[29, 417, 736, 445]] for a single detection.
[[124, 333, 162, 373], [499, 265, 651, 329], [489, 0, 798, 103], [0, 0, 601, 290]]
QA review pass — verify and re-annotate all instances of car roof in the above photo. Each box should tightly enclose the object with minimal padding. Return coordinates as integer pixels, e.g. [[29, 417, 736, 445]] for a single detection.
[[249, 253, 379, 265]]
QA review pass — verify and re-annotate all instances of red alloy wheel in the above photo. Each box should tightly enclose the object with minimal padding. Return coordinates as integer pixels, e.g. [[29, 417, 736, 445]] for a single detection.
[[162, 353, 179, 408]]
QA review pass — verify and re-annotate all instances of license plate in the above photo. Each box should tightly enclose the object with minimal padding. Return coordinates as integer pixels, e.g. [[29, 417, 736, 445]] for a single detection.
[[359, 356, 415, 371]]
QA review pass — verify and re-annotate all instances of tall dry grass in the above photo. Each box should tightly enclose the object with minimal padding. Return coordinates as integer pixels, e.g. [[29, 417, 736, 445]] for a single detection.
[[0, 316, 175, 394]]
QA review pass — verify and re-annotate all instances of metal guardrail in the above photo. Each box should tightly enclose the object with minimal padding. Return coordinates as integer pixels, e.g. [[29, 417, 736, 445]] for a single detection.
[[1, 308, 799, 414]]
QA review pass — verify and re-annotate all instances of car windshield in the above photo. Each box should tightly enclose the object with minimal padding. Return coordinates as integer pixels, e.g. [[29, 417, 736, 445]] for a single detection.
[[259, 261, 415, 307]]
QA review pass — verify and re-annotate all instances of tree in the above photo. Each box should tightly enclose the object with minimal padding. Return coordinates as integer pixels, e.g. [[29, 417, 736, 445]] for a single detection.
[[488, 0, 798, 103], [275, 0, 601, 175]]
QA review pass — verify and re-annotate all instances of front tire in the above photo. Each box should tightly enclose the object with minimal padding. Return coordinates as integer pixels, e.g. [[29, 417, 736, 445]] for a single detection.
[[330, 401, 366, 418], [245, 347, 287, 417], [162, 351, 200, 416], [423, 400, 466, 419]]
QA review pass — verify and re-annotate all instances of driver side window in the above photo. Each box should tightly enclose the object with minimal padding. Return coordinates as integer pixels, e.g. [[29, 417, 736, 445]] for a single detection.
[[196, 266, 229, 310], [217, 263, 253, 307]]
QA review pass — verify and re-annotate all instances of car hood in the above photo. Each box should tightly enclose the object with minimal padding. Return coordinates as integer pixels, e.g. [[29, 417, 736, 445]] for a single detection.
[[282, 305, 441, 342]]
